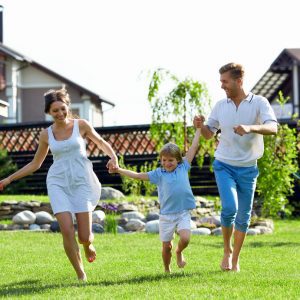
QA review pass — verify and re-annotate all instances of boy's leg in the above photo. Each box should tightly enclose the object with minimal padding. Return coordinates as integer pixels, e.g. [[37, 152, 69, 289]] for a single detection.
[[176, 211, 192, 268], [176, 229, 190, 268], [213, 160, 238, 271], [159, 214, 176, 273], [232, 165, 259, 271], [56, 212, 86, 280], [162, 241, 173, 273], [76, 212, 96, 263]]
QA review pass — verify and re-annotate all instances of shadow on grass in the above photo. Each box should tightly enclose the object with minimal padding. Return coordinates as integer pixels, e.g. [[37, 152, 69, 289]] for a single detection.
[[204, 241, 300, 248], [247, 241, 300, 248], [0, 272, 208, 297]]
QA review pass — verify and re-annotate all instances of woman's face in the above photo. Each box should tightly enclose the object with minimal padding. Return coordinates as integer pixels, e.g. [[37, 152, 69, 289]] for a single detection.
[[49, 101, 69, 122]]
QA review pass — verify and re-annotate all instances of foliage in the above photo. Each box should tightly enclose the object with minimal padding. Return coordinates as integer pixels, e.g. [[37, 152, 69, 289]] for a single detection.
[[118, 155, 157, 196], [0, 149, 25, 194], [99, 202, 118, 234], [257, 92, 299, 217], [147, 68, 215, 166]]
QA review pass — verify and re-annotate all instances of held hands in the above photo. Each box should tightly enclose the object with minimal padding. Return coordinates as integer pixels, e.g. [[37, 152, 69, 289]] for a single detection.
[[233, 125, 251, 136], [106, 158, 119, 174], [193, 115, 205, 129]]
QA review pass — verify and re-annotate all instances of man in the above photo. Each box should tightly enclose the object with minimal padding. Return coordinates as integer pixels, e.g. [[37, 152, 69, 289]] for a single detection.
[[194, 63, 277, 272]]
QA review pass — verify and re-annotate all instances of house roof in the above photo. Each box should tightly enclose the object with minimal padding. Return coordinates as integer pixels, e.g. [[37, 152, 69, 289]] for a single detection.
[[0, 42, 115, 107], [251, 48, 300, 100]]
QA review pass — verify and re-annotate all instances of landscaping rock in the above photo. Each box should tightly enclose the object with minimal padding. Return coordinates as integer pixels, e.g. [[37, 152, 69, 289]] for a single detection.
[[100, 187, 125, 200], [191, 228, 211, 235], [12, 210, 36, 225], [35, 211, 54, 225], [125, 219, 145, 231], [145, 220, 159, 233], [92, 210, 106, 223]]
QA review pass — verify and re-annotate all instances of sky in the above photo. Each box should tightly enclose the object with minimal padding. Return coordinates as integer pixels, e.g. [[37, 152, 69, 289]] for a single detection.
[[1, 0, 300, 126]]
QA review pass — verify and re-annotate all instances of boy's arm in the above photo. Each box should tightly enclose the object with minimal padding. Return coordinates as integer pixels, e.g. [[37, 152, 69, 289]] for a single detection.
[[110, 167, 149, 181], [185, 128, 201, 164]]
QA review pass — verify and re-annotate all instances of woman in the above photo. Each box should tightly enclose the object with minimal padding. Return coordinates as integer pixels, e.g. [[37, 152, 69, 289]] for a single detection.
[[0, 88, 118, 281]]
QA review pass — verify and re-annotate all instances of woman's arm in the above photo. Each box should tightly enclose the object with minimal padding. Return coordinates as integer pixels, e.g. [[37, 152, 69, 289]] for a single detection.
[[79, 119, 118, 167], [0, 130, 49, 190]]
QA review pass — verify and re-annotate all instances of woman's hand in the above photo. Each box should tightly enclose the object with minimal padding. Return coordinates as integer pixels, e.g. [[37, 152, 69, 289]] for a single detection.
[[0, 178, 11, 191]]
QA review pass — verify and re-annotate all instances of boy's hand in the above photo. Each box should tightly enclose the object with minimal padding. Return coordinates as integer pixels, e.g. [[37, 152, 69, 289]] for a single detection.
[[193, 115, 205, 128]]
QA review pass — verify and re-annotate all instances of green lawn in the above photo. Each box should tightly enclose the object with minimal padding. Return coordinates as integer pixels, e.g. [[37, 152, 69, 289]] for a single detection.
[[0, 220, 299, 299]]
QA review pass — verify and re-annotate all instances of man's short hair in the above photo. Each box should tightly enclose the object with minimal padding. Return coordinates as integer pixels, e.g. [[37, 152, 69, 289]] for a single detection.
[[219, 63, 244, 79]]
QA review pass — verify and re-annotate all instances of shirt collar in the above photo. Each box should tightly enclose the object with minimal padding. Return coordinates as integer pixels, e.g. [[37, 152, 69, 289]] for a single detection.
[[227, 92, 254, 103]]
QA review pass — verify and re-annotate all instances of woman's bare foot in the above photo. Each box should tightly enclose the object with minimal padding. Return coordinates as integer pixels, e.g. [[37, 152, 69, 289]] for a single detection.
[[83, 243, 96, 263], [231, 264, 240, 272], [220, 253, 232, 271], [176, 250, 186, 268]]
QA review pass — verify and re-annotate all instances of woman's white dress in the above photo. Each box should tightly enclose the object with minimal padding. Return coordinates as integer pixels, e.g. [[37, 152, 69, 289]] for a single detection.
[[46, 119, 101, 214]]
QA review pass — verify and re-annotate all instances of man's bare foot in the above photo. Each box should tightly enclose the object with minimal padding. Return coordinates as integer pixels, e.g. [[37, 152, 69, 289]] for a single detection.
[[176, 250, 186, 268], [220, 253, 232, 271], [78, 273, 87, 282], [83, 243, 96, 263], [231, 262, 240, 272]]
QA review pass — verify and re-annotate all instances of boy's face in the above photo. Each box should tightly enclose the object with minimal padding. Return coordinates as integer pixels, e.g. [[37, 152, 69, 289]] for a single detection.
[[161, 155, 178, 172]]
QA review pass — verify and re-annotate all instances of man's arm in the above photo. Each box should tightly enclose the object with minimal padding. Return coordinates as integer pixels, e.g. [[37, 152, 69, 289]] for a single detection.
[[233, 122, 278, 136], [193, 115, 215, 140]]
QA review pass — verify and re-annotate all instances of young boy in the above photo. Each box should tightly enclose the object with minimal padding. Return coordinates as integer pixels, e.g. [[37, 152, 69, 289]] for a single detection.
[[109, 128, 201, 272]]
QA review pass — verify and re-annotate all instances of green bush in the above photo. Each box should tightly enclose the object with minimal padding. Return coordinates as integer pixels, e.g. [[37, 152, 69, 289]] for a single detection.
[[257, 92, 299, 217], [119, 156, 157, 196]]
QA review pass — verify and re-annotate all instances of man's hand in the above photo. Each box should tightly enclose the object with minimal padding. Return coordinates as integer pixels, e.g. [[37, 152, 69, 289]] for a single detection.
[[233, 125, 251, 136], [193, 115, 205, 128]]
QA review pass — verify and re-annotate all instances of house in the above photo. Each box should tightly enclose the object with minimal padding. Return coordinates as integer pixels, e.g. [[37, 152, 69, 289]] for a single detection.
[[0, 6, 114, 126], [251, 48, 300, 120]]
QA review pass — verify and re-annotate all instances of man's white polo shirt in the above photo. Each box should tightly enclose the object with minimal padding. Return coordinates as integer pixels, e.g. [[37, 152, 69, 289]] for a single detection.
[[206, 93, 277, 167]]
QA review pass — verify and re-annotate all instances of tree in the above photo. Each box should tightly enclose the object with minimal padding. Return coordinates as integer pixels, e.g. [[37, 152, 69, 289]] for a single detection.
[[257, 92, 299, 217], [147, 68, 215, 165]]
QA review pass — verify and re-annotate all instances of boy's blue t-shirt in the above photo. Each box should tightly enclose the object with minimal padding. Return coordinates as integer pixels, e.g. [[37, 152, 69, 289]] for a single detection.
[[147, 158, 196, 214]]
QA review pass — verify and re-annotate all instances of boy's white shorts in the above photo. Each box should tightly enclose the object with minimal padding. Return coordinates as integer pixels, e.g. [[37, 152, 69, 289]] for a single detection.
[[159, 210, 191, 242]]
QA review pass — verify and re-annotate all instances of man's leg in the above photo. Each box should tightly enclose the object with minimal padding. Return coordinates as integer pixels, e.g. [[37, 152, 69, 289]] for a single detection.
[[213, 160, 238, 271], [233, 165, 259, 271]]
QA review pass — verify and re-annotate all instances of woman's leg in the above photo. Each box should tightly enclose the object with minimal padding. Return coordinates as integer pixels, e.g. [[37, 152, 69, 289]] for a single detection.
[[76, 212, 96, 263], [55, 212, 86, 280]]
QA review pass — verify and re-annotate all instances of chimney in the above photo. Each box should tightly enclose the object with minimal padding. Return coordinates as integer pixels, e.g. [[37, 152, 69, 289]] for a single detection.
[[0, 5, 3, 43]]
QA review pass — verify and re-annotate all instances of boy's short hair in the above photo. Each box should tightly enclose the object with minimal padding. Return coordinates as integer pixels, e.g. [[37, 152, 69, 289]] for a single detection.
[[159, 142, 183, 163], [219, 63, 244, 80]]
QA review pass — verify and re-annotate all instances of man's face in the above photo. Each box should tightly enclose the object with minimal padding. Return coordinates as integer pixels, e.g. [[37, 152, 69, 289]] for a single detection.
[[220, 71, 241, 99]]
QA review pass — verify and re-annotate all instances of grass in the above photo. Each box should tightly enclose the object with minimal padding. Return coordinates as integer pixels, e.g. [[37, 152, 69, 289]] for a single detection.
[[0, 194, 50, 203], [0, 220, 299, 299]]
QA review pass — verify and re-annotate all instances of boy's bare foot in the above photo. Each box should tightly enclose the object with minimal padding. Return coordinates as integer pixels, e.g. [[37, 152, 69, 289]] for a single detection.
[[165, 268, 171, 273], [176, 250, 186, 268], [220, 253, 232, 271], [83, 243, 96, 263]]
